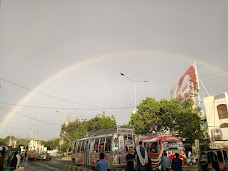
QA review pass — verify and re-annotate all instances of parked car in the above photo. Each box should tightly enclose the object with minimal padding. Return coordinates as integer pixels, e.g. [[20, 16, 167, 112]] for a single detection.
[[37, 152, 51, 161], [56, 151, 64, 157]]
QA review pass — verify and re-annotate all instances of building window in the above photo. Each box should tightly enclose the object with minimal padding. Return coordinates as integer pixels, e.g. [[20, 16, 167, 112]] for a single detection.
[[220, 123, 228, 128], [217, 104, 228, 119]]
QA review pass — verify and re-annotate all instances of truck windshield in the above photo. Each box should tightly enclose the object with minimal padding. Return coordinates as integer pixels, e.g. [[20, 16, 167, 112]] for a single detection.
[[163, 141, 184, 150]]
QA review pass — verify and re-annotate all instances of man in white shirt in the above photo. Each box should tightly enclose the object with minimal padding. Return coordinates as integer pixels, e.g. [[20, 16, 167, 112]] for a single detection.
[[16, 151, 21, 168]]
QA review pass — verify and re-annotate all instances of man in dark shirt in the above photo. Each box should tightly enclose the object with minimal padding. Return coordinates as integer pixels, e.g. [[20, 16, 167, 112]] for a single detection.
[[172, 153, 182, 171], [126, 148, 135, 171]]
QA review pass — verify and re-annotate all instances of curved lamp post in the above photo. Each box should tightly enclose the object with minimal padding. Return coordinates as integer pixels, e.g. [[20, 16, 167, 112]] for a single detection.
[[120, 73, 148, 114]]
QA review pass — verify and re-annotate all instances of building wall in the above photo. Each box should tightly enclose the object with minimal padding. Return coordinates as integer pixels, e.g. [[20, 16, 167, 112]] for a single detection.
[[204, 92, 228, 141]]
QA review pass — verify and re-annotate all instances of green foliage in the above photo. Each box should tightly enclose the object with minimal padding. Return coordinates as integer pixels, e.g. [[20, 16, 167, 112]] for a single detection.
[[0, 138, 6, 146], [175, 109, 204, 139], [120, 124, 133, 128], [59, 112, 116, 153], [129, 97, 159, 134], [158, 99, 182, 130], [60, 119, 87, 143], [4, 136, 17, 146], [16, 138, 28, 147], [43, 138, 62, 150], [86, 113, 116, 131], [129, 98, 206, 140]]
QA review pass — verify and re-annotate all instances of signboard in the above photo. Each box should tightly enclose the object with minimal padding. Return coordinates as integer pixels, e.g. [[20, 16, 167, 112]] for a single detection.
[[172, 65, 198, 100]]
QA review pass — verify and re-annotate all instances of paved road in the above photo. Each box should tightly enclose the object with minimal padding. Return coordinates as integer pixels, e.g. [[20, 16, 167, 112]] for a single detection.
[[20, 158, 73, 171]]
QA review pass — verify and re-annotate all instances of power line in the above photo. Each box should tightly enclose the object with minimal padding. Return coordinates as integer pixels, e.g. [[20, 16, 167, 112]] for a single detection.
[[0, 107, 60, 126], [0, 102, 134, 110], [0, 77, 105, 109]]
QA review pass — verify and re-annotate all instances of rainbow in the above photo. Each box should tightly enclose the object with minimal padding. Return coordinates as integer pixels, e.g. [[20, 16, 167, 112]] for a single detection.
[[0, 50, 217, 128]]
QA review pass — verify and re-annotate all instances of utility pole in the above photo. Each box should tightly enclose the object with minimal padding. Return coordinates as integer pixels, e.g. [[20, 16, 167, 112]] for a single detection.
[[33, 128, 39, 140]]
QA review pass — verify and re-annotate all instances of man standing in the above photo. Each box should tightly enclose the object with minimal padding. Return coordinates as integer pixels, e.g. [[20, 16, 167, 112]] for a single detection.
[[134, 141, 148, 171], [10, 152, 17, 170], [160, 152, 170, 171], [126, 148, 135, 171], [0, 152, 6, 171], [172, 153, 182, 171], [16, 151, 21, 169], [95, 153, 108, 171]]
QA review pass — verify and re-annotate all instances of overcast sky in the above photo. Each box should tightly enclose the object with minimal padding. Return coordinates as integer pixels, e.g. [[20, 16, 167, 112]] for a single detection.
[[0, 0, 228, 140]]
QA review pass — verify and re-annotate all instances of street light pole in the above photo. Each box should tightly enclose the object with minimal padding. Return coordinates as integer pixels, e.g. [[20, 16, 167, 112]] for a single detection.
[[120, 73, 148, 113]]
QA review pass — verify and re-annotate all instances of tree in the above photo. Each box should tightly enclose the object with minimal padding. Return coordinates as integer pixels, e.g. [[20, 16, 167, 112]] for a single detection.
[[129, 97, 206, 140], [43, 138, 61, 150], [157, 98, 182, 131], [86, 113, 116, 132], [60, 119, 87, 154], [129, 97, 159, 134], [61, 119, 87, 142], [59, 112, 116, 154], [4, 136, 17, 146], [175, 109, 204, 139], [16, 138, 28, 148], [0, 138, 5, 146]]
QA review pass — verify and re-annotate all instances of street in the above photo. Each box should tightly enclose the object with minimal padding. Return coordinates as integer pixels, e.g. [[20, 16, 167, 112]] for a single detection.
[[20, 158, 73, 171]]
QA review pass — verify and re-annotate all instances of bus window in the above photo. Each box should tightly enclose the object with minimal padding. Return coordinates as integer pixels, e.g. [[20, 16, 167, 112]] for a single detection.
[[81, 141, 85, 152], [94, 139, 99, 153], [99, 138, 105, 153], [125, 136, 133, 146], [151, 142, 159, 153], [105, 138, 111, 152], [89, 139, 94, 153], [76, 142, 80, 153], [125, 136, 133, 151]]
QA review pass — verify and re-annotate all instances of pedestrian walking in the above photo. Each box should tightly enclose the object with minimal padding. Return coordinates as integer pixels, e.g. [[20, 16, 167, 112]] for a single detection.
[[134, 141, 148, 171], [95, 152, 108, 171], [16, 151, 21, 168], [160, 152, 170, 171], [0, 151, 6, 171], [172, 153, 182, 171], [10, 152, 18, 170]]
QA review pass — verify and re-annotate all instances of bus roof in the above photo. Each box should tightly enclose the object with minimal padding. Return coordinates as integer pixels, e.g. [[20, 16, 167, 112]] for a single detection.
[[88, 126, 134, 137], [141, 135, 182, 142]]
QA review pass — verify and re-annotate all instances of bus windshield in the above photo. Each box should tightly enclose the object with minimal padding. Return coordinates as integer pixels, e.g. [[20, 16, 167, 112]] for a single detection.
[[163, 141, 184, 151]]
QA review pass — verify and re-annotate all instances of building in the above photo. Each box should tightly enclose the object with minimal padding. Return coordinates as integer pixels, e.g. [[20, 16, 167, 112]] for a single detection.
[[203, 92, 228, 148]]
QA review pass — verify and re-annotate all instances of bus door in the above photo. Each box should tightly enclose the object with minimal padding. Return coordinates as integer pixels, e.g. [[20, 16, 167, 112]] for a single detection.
[[89, 139, 100, 166], [104, 137, 112, 167], [112, 133, 119, 165], [119, 135, 125, 164], [150, 141, 160, 170]]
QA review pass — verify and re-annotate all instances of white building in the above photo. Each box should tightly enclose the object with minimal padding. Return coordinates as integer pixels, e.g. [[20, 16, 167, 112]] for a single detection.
[[204, 92, 228, 146]]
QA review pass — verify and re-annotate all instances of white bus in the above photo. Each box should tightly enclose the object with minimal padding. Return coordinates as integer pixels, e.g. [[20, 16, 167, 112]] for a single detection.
[[71, 127, 135, 170]]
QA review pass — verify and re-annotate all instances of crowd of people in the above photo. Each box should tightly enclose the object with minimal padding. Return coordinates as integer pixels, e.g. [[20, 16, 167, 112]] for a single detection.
[[95, 141, 183, 171], [0, 147, 23, 171]]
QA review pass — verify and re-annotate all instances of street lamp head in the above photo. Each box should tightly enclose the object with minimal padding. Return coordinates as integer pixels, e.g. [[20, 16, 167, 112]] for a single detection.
[[120, 73, 125, 76]]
